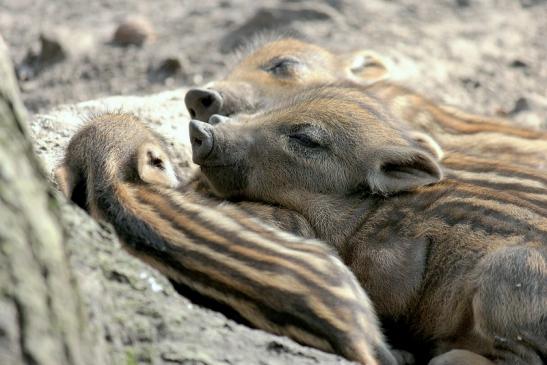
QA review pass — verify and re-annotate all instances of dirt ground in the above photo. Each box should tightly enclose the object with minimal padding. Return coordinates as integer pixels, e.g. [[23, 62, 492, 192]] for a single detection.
[[1, 0, 546, 128]]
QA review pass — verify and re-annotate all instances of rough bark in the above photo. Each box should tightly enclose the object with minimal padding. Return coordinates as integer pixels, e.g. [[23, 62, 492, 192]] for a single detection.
[[0, 36, 354, 365], [0, 35, 94, 365]]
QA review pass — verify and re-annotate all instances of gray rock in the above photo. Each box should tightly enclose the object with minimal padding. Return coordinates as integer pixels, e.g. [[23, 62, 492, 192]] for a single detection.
[[284, 0, 369, 25], [148, 56, 188, 85], [519, 0, 547, 7], [509, 97, 530, 115], [455, 0, 471, 7], [17, 27, 96, 80], [220, 3, 346, 53], [113, 16, 156, 47]]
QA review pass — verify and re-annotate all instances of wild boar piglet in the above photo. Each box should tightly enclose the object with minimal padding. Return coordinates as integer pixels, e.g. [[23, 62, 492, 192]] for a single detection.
[[191, 84, 547, 365]]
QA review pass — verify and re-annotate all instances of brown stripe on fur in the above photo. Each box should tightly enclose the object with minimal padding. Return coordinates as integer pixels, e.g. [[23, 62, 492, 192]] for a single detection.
[[368, 81, 545, 139], [143, 187, 355, 294], [126, 238, 337, 354], [171, 190, 330, 256], [443, 154, 547, 186], [217, 201, 322, 250], [446, 180, 547, 219], [425, 103, 545, 138], [123, 185, 370, 342]]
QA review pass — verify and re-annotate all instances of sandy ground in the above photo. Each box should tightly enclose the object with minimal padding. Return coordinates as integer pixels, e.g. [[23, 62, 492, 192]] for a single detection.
[[1, 0, 546, 129]]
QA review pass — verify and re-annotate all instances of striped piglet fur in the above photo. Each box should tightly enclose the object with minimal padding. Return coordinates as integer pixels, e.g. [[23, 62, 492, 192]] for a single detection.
[[55, 113, 403, 365]]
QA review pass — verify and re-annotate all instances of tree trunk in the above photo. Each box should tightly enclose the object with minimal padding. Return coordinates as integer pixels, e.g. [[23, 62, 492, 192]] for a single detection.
[[0, 36, 93, 365]]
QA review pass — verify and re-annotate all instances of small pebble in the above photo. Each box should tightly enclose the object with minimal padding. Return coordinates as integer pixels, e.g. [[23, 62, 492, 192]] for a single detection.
[[510, 59, 528, 68], [147, 277, 163, 292], [113, 16, 155, 47], [192, 74, 203, 85], [511, 98, 530, 115]]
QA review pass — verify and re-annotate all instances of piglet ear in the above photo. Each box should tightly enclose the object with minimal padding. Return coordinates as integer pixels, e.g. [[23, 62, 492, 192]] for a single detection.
[[343, 50, 390, 85], [137, 143, 180, 188], [54, 164, 74, 198], [54, 164, 88, 210], [366, 146, 443, 194]]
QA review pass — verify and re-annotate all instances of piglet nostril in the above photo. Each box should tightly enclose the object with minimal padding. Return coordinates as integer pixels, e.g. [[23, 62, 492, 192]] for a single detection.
[[189, 120, 214, 164], [201, 95, 213, 108], [185, 88, 223, 122], [208, 114, 231, 126]]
